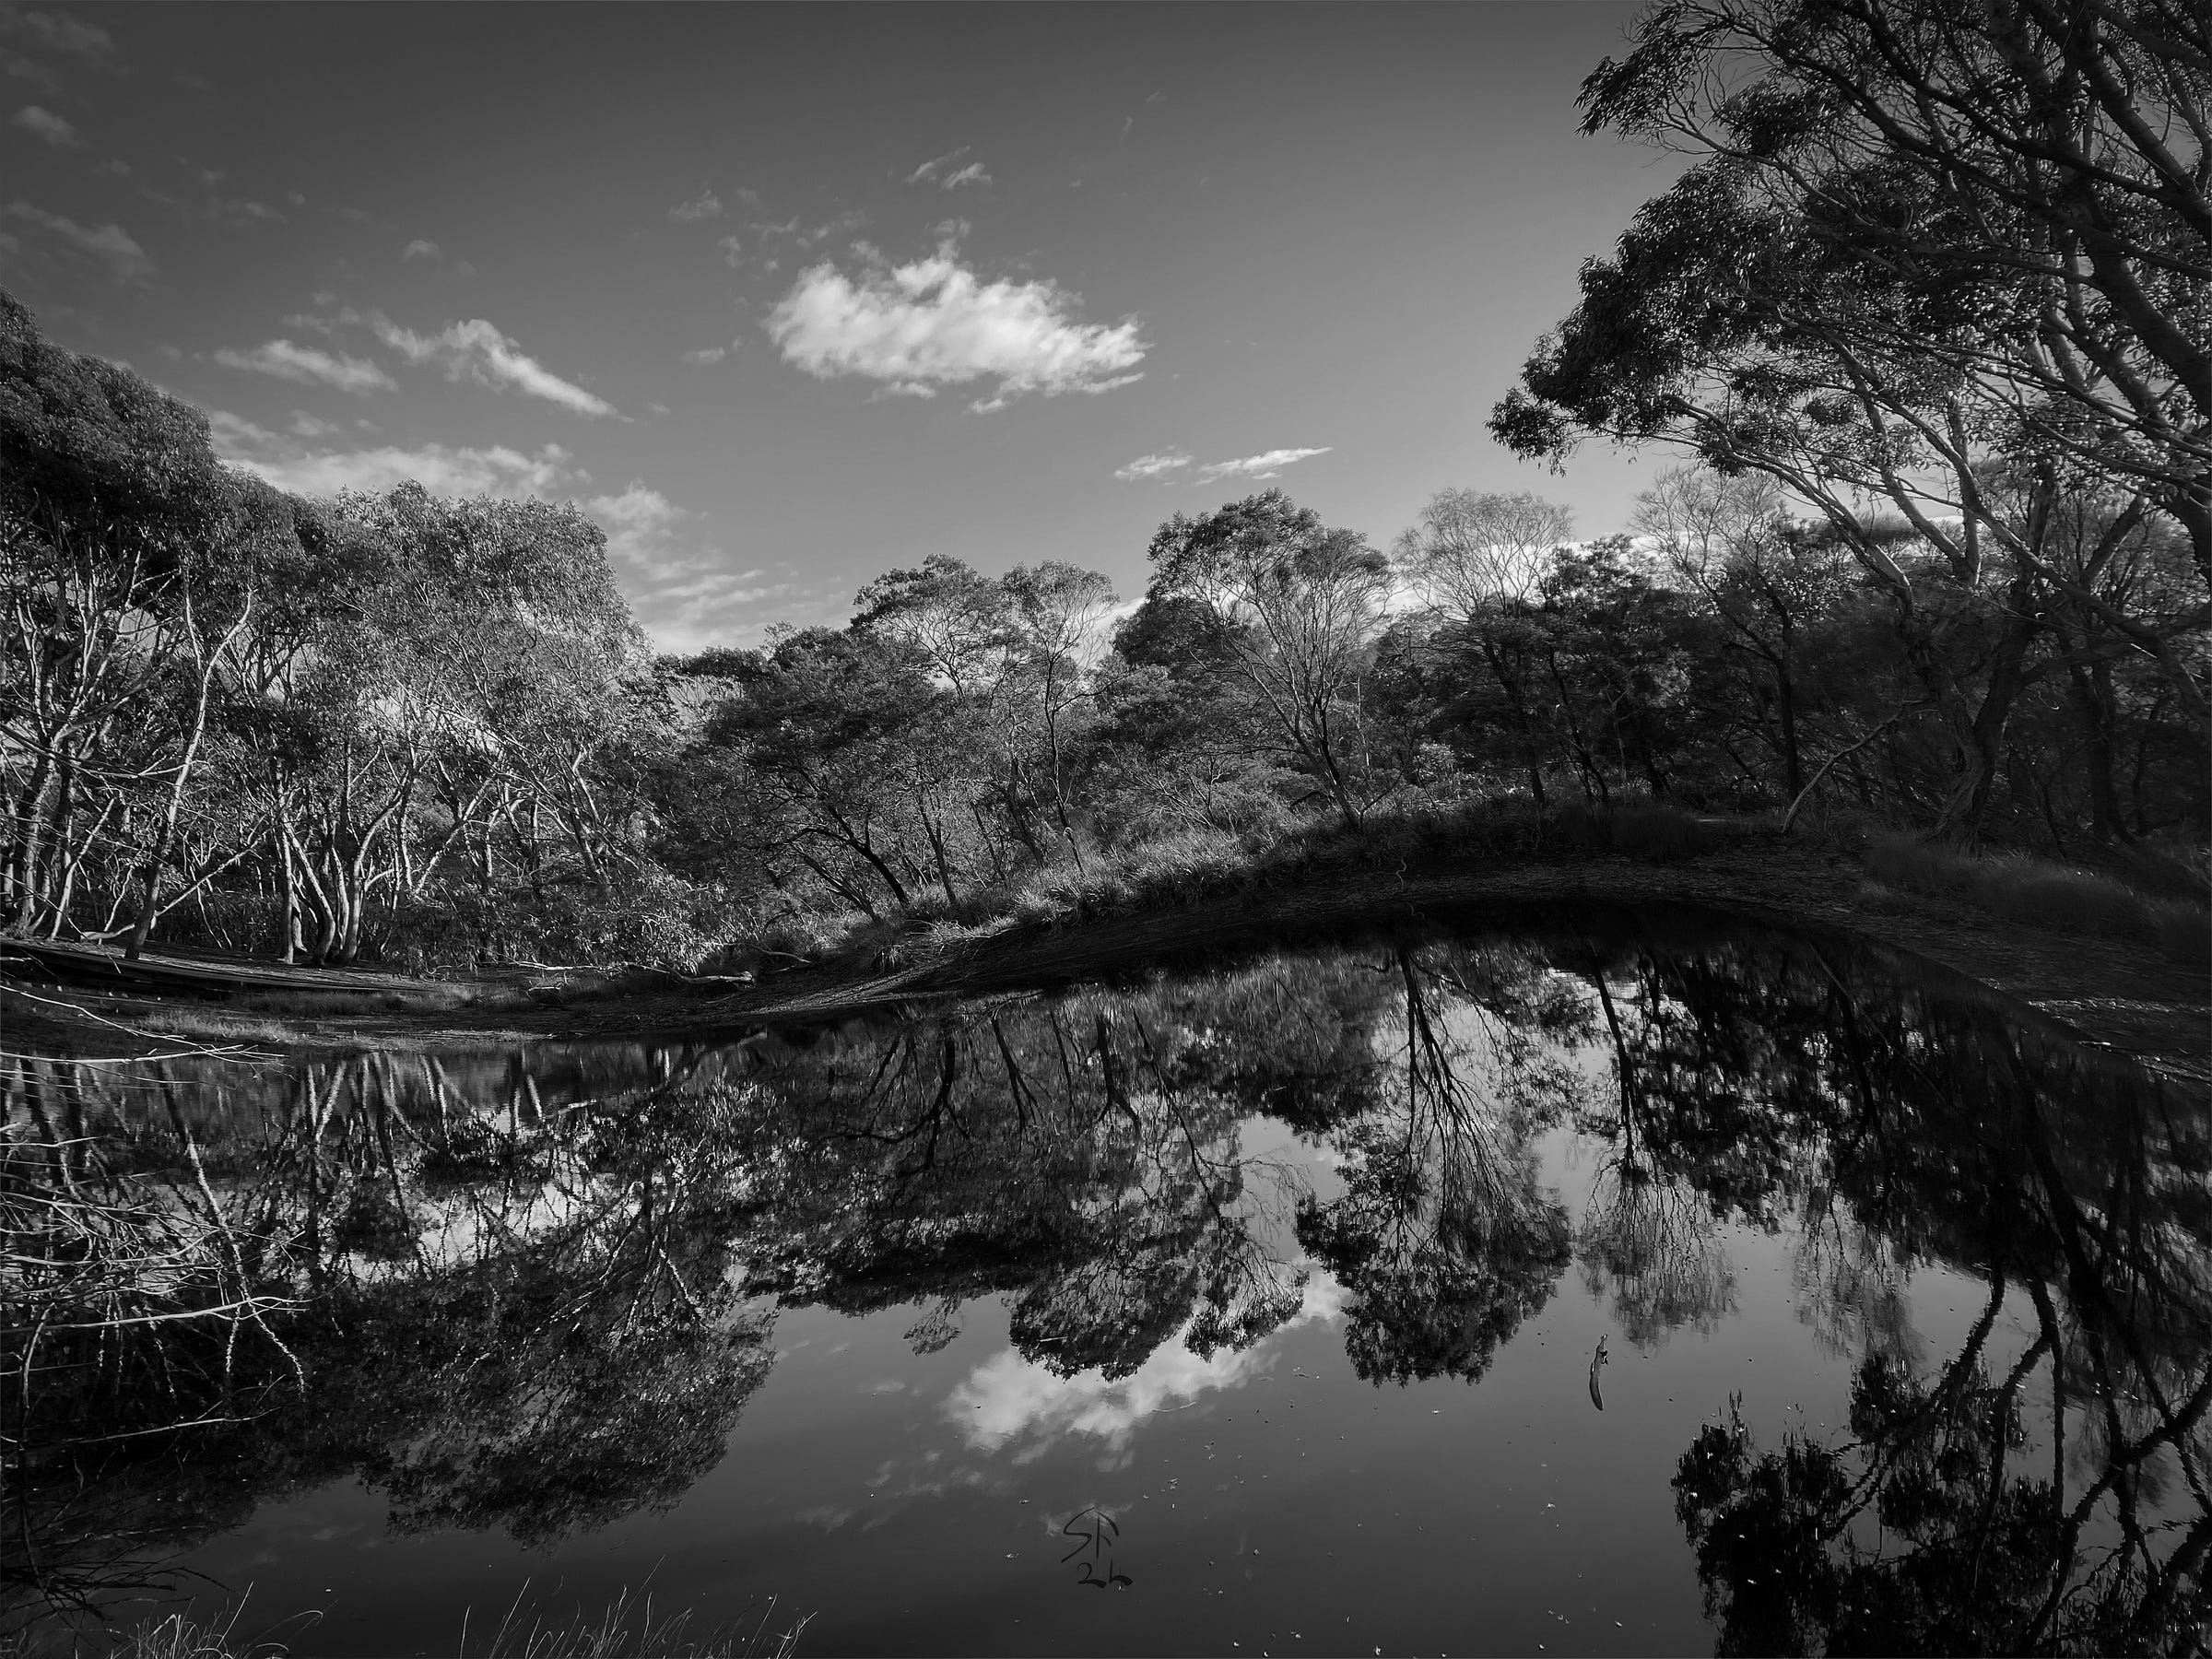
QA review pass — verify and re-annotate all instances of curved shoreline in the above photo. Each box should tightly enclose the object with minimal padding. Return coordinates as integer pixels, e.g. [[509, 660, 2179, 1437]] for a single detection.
[[8, 841, 2206, 1084]]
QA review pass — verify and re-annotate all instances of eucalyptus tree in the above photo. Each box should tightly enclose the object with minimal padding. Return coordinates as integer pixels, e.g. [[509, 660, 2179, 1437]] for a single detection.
[[1632, 467, 1856, 800], [847, 554, 1119, 868], [703, 627, 987, 917], [999, 560, 1118, 858], [0, 288, 297, 942], [1145, 490, 1393, 829], [1492, 0, 2212, 831], [1394, 490, 1576, 804], [353, 485, 653, 901]]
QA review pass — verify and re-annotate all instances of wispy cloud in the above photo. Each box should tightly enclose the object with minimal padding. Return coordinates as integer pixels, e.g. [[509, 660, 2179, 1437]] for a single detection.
[[796, 211, 866, 250], [366, 313, 619, 418], [907, 147, 964, 184], [586, 479, 795, 653], [681, 345, 727, 365], [9, 103, 75, 145], [402, 238, 440, 261], [1113, 451, 1192, 482], [214, 338, 395, 394], [767, 247, 1144, 411], [204, 196, 282, 227], [1115, 447, 1334, 485], [210, 409, 580, 499], [670, 189, 721, 222], [4, 200, 153, 283], [2, 54, 63, 98], [5, 9, 114, 65], [634, 565, 794, 655], [1194, 447, 1332, 484], [907, 147, 989, 190], [716, 233, 743, 267]]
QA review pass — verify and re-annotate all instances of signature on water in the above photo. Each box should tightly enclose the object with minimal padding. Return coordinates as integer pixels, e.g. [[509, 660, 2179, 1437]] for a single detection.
[[1060, 1504, 1133, 1590]]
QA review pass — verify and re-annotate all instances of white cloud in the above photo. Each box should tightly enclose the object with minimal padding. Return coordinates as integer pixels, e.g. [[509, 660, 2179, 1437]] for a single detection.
[[767, 249, 1144, 411], [3, 200, 152, 283], [670, 189, 722, 222], [9, 103, 76, 145], [214, 338, 395, 394], [367, 313, 620, 418], [947, 1276, 1346, 1464], [681, 345, 727, 365], [907, 147, 964, 184], [6, 10, 113, 63], [716, 234, 744, 267], [288, 410, 342, 439], [908, 147, 990, 190], [1114, 451, 1192, 482], [209, 410, 580, 500], [585, 481, 682, 565], [402, 238, 440, 261], [1194, 447, 1332, 484]]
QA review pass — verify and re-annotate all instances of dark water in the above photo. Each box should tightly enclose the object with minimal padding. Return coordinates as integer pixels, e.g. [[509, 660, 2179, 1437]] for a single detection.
[[6, 912, 2210, 1655]]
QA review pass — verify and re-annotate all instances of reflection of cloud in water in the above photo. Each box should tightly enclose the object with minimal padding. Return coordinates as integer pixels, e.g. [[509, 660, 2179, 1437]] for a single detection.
[[947, 1275, 1347, 1463]]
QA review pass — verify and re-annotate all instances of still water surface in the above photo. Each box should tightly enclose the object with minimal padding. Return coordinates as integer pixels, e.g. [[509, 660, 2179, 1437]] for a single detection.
[[6, 911, 2208, 1653]]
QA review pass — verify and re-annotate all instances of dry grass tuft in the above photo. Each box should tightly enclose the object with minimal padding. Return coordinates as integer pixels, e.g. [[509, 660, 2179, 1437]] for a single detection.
[[32, 1592, 810, 1659]]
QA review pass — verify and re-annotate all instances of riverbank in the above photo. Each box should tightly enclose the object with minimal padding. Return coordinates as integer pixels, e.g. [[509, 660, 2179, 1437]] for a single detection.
[[6, 830, 2206, 1083]]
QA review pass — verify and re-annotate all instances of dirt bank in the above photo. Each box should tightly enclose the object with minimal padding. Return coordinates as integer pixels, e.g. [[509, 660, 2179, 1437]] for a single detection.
[[6, 838, 2206, 1082]]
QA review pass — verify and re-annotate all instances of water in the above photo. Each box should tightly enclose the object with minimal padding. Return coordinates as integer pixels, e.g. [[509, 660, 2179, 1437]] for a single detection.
[[6, 909, 2208, 1654]]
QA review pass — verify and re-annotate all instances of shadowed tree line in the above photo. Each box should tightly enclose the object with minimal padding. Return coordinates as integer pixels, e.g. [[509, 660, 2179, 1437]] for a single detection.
[[6, 918, 2207, 1648], [5, 0, 2205, 975]]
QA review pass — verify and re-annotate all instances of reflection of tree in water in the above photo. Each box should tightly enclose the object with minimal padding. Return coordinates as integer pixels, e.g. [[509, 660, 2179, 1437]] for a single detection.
[[1613, 938, 2212, 1654], [2, 959, 1367, 1626], [1298, 944, 1583, 1384], [1788, 1208, 1924, 1371], [8, 917, 2212, 1648], [4, 1046, 780, 1625], [737, 958, 1389, 1378], [1574, 958, 1736, 1347], [1578, 1164, 1737, 1348]]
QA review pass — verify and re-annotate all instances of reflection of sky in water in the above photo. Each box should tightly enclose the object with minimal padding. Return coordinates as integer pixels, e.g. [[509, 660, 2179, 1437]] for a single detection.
[[14, 925, 2206, 1656], [948, 1274, 1348, 1465]]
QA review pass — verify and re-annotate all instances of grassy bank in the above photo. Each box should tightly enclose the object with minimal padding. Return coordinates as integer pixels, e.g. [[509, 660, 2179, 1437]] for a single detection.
[[832, 801, 2207, 972], [6, 802, 2206, 1078]]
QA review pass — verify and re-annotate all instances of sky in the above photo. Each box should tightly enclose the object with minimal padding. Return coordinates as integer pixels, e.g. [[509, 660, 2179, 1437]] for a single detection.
[[0, 2, 1682, 653]]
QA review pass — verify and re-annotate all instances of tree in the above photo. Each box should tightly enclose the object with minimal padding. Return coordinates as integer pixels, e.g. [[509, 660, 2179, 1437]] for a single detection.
[[1633, 467, 1853, 800], [0, 289, 291, 942], [1394, 490, 1577, 804], [1492, 0, 2211, 830], [1146, 490, 1392, 828], [999, 561, 1118, 859], [704, 628, 988, 915]]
